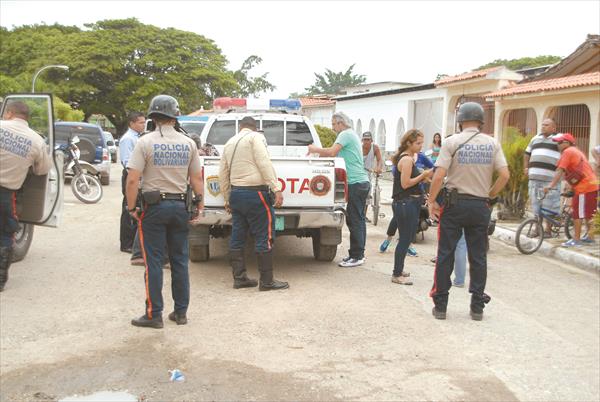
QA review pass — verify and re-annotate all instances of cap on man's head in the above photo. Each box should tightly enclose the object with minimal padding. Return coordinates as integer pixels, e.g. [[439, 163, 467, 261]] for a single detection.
[[552, 133, 576, 144], [239, 116, 257, 130], [362, 131, 373, 140]]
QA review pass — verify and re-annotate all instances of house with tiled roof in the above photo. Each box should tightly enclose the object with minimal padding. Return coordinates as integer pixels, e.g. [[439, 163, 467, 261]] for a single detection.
[[487, 34, 600, 155], [299, 96, 336, 128]]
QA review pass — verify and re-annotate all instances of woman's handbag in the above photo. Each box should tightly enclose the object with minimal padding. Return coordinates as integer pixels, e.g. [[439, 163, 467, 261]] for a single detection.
[[564, 158, 585, 185]]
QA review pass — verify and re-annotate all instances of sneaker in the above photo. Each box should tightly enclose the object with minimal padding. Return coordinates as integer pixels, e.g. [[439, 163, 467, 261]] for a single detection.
[[430, 256, 437, 263], [407, 246, 418, 257], [580, 235, 595, 244], [391, 275, 413, 285], [130, 258, 145, 266], [453, 282, 465, 288], [131, 315, 163, 329], [365, 216, 371, 223], [562, 239, 583, 248], [168, 311, 188, 325], [379, 239, 391, 253], [338, 257, 365, 268], [432, 307, 446, 320]]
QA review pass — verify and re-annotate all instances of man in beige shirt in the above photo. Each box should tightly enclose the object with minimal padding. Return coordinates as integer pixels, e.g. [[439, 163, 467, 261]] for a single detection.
[[219, 116, 288, 291], [0, 101, 52, 291]]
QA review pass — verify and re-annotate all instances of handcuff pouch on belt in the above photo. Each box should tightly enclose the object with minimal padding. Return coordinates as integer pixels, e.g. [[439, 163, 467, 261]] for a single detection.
[[443, 188, 458, 208], [142, 190, 161, 206]]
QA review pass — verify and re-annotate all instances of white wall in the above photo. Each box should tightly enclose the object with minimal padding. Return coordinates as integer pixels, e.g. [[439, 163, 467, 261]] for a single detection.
[[335, 87, 447, 152], [303, 105, 335, 128]]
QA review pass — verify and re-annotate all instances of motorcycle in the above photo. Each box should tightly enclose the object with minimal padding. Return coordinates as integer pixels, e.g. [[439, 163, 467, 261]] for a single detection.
[[58, 136, 103, 204]]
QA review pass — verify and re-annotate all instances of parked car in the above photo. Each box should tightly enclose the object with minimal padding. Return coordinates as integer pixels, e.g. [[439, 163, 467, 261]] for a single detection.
[[144, 115, 209, 136], [103, 131, 118, 163], [177, 115, 209, 135], [54, 122, 111, 185]]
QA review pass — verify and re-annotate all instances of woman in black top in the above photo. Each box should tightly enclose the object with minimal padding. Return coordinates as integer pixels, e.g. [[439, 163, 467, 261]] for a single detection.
[[390, 129, 433, 284]]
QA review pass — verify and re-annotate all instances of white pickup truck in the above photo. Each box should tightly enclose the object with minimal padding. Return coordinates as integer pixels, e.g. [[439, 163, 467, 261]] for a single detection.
[[190, 110, 347, 262]]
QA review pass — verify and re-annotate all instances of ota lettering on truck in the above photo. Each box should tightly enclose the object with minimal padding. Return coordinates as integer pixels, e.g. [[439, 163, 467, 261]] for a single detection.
[[278, 176, 331, 196]]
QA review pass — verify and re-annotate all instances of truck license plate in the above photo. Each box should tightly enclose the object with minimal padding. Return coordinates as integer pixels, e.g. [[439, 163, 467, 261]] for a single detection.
[[275, 216, 284, 231]]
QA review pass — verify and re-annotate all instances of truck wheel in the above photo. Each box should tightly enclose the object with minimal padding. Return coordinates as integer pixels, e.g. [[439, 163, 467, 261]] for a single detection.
[[312, 234, 337, 261], [189, 244, 210, 262], [12, 223, 34, 262], [189, 225, 211, 262]]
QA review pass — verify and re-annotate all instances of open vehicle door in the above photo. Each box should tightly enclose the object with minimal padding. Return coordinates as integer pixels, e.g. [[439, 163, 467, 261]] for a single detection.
[[1, 94, 64, 227]]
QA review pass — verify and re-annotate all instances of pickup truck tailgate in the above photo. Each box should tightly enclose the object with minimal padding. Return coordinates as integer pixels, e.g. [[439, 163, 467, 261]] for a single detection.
[[202, 156, 339, 208]]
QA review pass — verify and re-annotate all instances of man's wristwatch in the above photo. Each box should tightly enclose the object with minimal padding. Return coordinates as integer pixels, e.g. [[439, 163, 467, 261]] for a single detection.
[[192, 195, 202, 205]]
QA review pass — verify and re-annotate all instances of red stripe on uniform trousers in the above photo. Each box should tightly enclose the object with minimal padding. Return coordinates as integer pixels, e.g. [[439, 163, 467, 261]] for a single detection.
[[429, 206, 445, 298], [257, 192, 273, 251], [137, 211, 153, 319]]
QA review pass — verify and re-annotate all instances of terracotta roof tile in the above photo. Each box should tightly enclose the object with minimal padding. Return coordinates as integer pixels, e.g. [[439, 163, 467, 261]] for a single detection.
[[435, 66, 503, 86], [299, 97, 336, 107], [487, 72, 600, 97]]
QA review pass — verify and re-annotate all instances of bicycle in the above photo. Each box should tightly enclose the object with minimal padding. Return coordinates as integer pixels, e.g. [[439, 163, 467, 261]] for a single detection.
[[371, 173, 381, 226], [515, 191, 575, 254]]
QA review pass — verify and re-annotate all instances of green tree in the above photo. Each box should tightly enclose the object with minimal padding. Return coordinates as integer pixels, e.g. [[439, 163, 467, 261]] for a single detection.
[[232, 55, 276, 97], [0, 19, 275, 133], [478, 55, 562, 71], [498, 127, 533, 219], [305, 64, 366, 95], [315, 124, 336, 147]]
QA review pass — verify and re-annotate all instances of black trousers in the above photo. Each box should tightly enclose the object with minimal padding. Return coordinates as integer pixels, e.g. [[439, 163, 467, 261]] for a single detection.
[[120, 168, 136, 251], [430, 198, 491, 313]]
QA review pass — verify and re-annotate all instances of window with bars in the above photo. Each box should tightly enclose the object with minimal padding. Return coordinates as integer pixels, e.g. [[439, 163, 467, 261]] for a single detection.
[[547, 104, 591, 155], [504, 108, 538, 136]]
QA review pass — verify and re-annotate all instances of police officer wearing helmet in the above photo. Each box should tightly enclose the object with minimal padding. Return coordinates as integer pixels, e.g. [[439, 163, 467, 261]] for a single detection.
[[126, 95, 204, 328], [0, 101, 52, 291], [219, 116, 289, 291], [427, 102, 510, 321]]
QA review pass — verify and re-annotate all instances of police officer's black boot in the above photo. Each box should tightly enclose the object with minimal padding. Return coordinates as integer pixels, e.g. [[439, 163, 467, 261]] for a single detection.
[[230, 249, 258, 289], [470, 293, 490, 321], [0, 247, 13, 292], [257, 251, 289, 291]]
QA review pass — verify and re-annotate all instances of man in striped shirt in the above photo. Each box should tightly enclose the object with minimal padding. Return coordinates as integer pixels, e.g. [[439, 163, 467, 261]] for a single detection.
[[524, 118, 561, 235]]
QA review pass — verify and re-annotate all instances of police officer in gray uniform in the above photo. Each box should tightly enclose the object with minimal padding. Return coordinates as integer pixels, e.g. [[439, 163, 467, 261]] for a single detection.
[[427, 102, 510, 321], [126, 95, 204, 328], [0, 101, 52, 291]]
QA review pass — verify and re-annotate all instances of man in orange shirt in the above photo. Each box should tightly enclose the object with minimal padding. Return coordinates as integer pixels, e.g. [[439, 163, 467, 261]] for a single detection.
[[544, 133, 598, 247]]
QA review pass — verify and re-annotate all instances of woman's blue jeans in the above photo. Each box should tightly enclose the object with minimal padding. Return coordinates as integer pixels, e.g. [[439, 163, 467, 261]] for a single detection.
[[392, 197, 420, 276], [454, 231, 467, 285]]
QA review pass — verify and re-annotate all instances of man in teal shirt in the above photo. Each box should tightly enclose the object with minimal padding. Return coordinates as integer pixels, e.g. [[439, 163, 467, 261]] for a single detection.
[[308, 112, 370, 267]]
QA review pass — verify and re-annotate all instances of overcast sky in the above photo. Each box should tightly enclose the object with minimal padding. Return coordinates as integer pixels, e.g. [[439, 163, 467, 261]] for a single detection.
[[1, 1, 599, 98]]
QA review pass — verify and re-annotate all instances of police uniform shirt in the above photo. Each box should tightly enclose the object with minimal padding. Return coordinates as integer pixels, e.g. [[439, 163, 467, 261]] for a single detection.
[[127, 126, 201, 194], [435, 128, 507, 199], [218, 128, 281, 202], [0, 118, 52, 190]]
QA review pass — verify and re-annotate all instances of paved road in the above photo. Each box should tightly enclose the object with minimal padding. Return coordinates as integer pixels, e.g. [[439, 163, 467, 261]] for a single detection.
[[1, 164, 598, 401]]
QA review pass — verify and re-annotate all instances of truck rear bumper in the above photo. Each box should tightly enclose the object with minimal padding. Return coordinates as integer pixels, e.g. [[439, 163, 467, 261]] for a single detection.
[[195, 208, 345, 229]]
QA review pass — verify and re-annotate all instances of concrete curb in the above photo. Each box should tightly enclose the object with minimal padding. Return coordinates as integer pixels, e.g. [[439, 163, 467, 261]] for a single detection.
[[492, 226, 599, 273]]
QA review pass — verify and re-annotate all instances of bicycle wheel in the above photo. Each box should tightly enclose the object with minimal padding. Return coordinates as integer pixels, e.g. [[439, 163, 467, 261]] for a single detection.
[[372, 186, 380, 226], [564, 213, 573, 239], [515, 218, 544, 254]]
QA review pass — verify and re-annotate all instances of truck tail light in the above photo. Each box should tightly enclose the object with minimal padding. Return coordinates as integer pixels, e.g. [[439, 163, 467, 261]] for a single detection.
[[102, 148, 109, 161], [334, 167, 347, 202]]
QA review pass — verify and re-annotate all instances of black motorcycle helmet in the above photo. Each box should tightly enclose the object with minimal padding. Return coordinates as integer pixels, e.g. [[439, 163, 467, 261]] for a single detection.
[[147, 95, 180, 120], [456, 102, 485, 123]]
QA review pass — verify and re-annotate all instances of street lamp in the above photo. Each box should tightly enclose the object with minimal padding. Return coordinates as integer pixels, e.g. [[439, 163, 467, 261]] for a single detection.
[[31, 64, 69, 93]]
